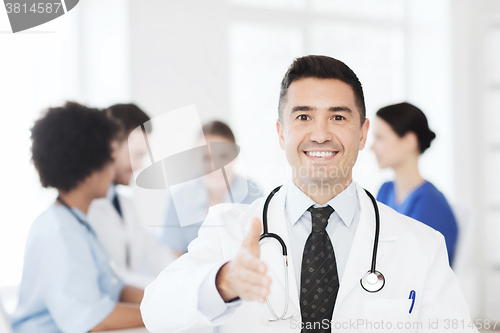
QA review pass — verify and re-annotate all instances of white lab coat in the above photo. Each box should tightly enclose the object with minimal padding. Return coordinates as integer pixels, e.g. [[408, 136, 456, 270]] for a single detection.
[[141, 183, 477, 332], [88, 190, 176, 287]]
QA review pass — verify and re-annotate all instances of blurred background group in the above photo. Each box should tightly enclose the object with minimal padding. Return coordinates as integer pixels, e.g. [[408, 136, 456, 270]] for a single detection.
[[1, 0, 500, 327]]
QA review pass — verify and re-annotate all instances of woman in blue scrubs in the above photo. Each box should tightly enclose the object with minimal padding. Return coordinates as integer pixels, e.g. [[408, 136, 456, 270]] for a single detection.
[[371, 102, 458, 266], [11, 102, 145, 332]]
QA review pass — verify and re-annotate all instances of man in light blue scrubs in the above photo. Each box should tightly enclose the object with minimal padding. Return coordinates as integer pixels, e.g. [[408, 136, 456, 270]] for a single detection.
[[11, 102, 145, 332]]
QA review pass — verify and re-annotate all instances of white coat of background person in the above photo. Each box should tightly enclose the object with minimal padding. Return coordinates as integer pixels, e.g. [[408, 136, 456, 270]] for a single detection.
[[88, 104, 176, 287], [140, 56, 478, 332]]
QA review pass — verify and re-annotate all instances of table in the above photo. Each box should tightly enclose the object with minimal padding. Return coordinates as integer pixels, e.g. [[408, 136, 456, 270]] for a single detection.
[[95, 328, 149, 333]]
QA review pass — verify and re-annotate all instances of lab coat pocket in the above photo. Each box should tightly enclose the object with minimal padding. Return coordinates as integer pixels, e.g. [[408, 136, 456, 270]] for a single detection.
[[363, 299, 416, 332]]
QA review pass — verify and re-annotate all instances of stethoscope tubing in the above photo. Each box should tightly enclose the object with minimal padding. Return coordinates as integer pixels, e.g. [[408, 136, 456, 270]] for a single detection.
[[56, 197, 120, 279], [363, 189, 380, 274]]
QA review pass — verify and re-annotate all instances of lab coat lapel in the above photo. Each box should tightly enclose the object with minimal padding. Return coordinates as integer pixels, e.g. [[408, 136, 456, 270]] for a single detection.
[[245, 183, 301, 316], [333, 184, 398, 312]]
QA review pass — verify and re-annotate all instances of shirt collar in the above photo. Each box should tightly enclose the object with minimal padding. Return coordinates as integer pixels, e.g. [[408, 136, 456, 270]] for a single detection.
[[71, 206, 89, 223], [56, 201, 90, 225], [106, 183, 117, 201], [285, 179, 358, 228]]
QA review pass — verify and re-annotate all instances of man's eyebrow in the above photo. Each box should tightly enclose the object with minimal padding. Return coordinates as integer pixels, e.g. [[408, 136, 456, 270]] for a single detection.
[[329, 106, 353, 113], [291, 106, 315, 113], [290, 106, 353, 113]]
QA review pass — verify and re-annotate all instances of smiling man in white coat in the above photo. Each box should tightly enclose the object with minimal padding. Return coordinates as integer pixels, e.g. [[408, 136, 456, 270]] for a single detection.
[[140, 56, 477, 333]]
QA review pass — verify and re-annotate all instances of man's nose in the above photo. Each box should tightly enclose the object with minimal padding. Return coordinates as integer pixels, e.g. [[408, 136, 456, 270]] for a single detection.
[[309, 121, 333, 143]]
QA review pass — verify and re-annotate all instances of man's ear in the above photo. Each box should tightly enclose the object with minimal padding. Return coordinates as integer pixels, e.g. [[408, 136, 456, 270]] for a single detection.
[[359, 118, 370, 151], [276, 119, 285, 150]]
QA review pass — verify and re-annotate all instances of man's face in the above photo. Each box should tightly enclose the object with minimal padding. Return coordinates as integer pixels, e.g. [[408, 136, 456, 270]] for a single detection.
[[113, 130, 149, 186], [276, 78, 369, 190]]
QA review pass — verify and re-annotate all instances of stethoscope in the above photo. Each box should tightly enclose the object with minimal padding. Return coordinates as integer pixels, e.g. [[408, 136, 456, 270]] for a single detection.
[[259, 185, 385, 324], [56, 197, 121, 281]]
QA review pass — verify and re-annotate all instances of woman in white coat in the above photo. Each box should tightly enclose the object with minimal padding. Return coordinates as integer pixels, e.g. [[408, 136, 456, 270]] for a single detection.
[[140, 56, 476, 333]]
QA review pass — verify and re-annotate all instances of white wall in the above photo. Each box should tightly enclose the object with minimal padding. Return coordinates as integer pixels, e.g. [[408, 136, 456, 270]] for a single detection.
[[77, 0, 131, 108], [405, 0, 455, 200], [0, 5, 81, 291], [127, 0, 233, 229], [450, 0, 500, 319], [128, 0, 229, 121]]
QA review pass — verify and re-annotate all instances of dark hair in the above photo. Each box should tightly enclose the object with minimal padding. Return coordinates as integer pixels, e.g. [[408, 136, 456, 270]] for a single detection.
[[376, 102, 436, 153], [105, 103, 151, 137], [31, 102, 122, 192], [278, 55, 366, 125], [202, 120, 236, 143]]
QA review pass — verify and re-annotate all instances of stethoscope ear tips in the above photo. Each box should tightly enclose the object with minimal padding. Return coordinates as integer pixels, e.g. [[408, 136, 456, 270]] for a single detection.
[[261, 318, 270, 325], [292, 310, 300, 318]]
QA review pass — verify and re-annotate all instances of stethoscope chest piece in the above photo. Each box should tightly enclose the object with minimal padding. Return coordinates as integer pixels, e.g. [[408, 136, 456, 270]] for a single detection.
[[360, 270, 385, 293]]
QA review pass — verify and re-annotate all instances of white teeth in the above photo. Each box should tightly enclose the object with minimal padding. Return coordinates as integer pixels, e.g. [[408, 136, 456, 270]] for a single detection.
[[306, 151, 335, 157]]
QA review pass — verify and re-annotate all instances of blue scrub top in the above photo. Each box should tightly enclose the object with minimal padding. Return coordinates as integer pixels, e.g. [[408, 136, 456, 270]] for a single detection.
[[11, 203, 124, 333], [162, 175, 263, 253], [377, 181, 458, 266]]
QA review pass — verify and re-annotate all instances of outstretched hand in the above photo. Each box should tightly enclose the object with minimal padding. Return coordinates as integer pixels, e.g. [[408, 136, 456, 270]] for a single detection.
[[216, 217, 271, 303]]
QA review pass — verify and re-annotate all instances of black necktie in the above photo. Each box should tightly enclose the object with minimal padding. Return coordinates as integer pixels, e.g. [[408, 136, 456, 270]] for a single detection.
[[111, 193, 131, 268], [300, 205, 339, 332], [112, 193, 123, 218]]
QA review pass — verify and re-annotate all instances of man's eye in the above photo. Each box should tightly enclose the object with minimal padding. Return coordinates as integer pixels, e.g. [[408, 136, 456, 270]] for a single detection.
[[334, 115, 345, 121], [297, 115, 309, 121]]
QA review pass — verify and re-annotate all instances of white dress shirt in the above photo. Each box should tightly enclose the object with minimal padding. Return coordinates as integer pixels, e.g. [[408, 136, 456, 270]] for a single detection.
[[285, 179, 360, 295]]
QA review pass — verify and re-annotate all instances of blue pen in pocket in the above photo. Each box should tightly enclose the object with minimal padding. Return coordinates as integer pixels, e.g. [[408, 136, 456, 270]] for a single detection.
[[409, 290, 416, 314]]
